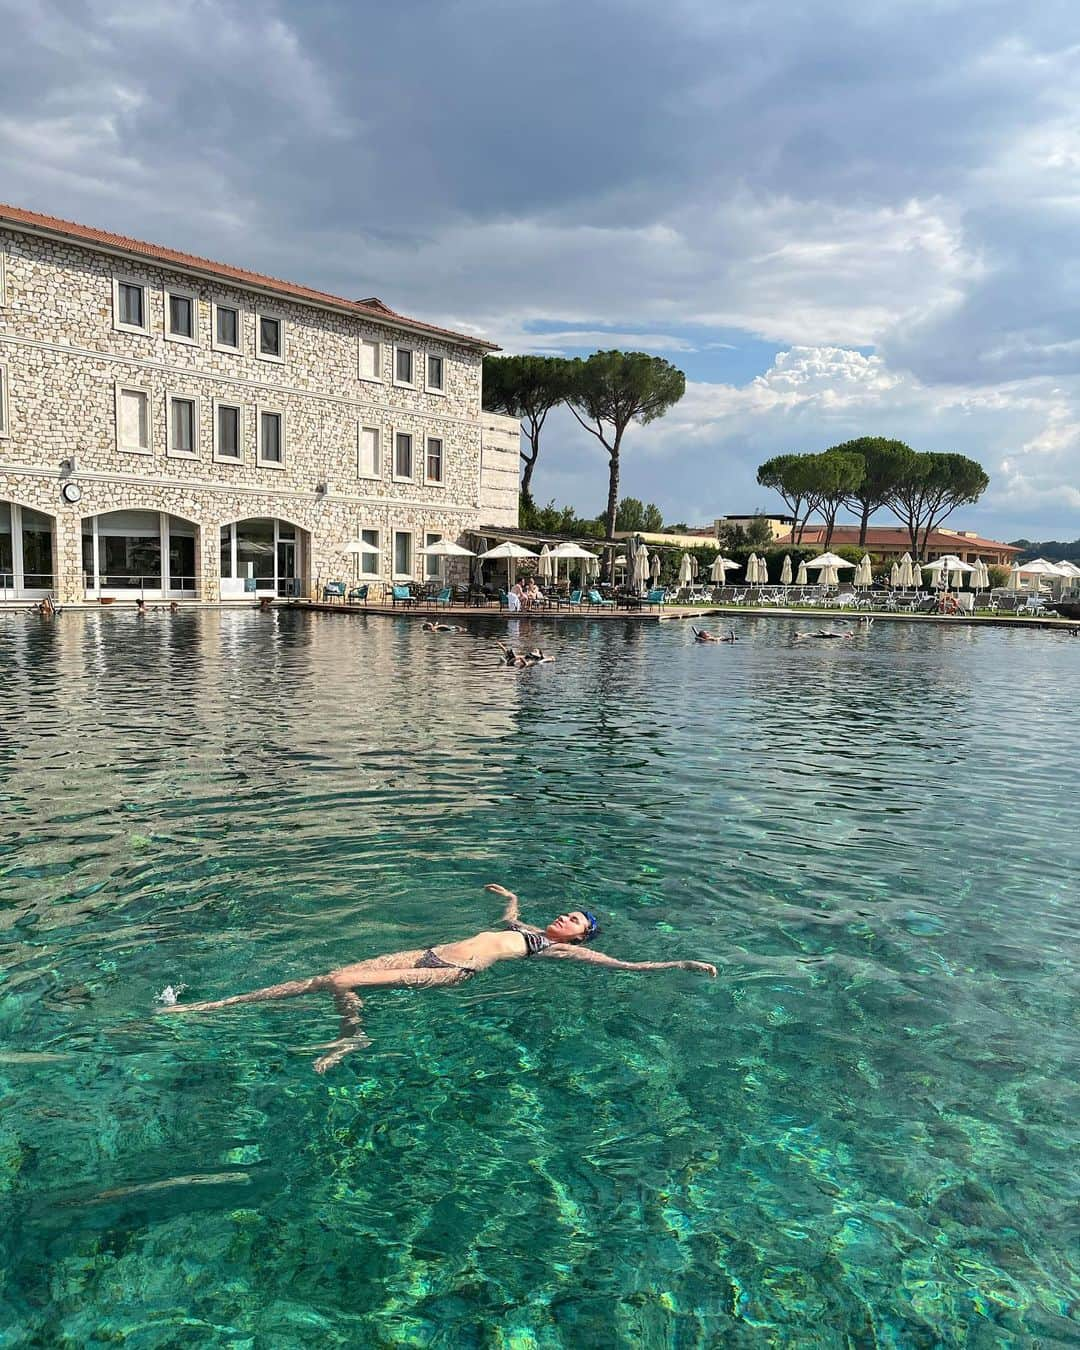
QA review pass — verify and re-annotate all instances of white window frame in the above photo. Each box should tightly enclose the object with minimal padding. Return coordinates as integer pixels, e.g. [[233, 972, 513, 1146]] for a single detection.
[[357, 526, 381, 580], [0, 361, 9, 438], [425, 353, 446, 395], [114, 382, 153, 456], [166, 392, 200, 460], [112, 276, 150, 335], [211, 301, 242, 353], [424, 530, 443, 580], [357, 424, 381, 480], [257, 405, 286, 469], [392, 429, 414, 483], [255, 310, 286, 364], [424, 435, 445, 486], [212, 398, 244, 464], [393, 344, 416, 388], [358, 337, 382, 383], [164, 285, 199, 345], [392, 529, 415, 581]]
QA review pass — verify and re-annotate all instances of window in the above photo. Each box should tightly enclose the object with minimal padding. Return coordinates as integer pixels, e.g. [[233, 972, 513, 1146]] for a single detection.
[[212, 302, 241, 352], [256, 312, 284, 363], [167, 394, 199, 458], [0, 250, 6, 307], [424, 531, 441, 580], [358, 338, 382, 381], [425, 436, 444, 484], [0, 363, 8, 437], [357, 425, 380, 479], [165, 287, 198, 343], [393, 431, 413, 480], [394, 346, 415, 386], [425, 354, 445, 392], [115, 384, 151, 454], [358, 527, 380, 578], [214, 400, 242, 461], [393, 530, 413, 578], [258, 408, 285, 466], [113, 278, 149, 334]]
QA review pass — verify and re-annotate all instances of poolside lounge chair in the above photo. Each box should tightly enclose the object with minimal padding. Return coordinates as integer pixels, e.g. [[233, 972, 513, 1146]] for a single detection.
[[553, 589, 584, 609], [1020, 595, 1048, 616], [391, 584, 416, 607], [433, 587, 453, 606], [322, 581, 346, 603], [587, 588, 615, 609], [642, 587, 667, 609], [346, 583, 369, 603]]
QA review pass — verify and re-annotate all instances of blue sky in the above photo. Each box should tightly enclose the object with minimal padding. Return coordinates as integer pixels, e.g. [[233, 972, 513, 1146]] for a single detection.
[[1, 0, 1078, 540]]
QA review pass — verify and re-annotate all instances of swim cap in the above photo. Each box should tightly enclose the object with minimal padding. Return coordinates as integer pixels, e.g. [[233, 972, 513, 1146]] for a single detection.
[[581, 910, 600, 941]]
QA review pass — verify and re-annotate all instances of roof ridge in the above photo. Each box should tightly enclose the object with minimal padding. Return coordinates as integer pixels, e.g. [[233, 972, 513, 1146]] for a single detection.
[[0, 202, 496, 350]]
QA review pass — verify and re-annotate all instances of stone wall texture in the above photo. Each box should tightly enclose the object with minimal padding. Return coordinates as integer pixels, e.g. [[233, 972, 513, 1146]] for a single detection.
[[0, 225, 519, 602]]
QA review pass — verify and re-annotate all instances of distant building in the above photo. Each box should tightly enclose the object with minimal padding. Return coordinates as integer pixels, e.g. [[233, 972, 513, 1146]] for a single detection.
[[716, 514, 794, 541], [794, 525, 1019, 565], [0, 203, 517, 603]]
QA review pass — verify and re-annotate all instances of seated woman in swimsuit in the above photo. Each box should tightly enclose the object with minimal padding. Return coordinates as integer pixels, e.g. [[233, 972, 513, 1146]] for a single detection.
[[159, 882, 717, 1072]]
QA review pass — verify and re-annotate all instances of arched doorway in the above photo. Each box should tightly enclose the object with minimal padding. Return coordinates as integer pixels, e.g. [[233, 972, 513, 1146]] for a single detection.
[[219, 518, 308, 598], [0, 501, 56, 599], [82, 510, 199, 599]]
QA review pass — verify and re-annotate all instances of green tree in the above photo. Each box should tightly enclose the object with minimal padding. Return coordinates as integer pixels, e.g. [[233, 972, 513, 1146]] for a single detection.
[[483, 355, 576, 497], [519, 492, 603, 537], [567, 351, 686, 543], [757, 454, 806, 542], [615, 498, 665, 532], [805, 449, 865, 548], [828, 436, 914, 545], [744, 514, 776, 550], [884, 452, 990, 556]]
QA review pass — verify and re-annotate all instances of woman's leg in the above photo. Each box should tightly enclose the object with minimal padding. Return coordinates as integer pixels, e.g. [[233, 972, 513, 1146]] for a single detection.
[[312, 990, 369, 1074]]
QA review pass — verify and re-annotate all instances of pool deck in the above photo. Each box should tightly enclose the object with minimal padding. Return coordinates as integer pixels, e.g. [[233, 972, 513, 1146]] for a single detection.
[[295, 599, 1080, 629]]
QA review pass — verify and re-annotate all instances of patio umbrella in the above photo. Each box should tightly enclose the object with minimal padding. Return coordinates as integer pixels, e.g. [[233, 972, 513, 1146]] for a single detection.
[[479, 539, 538, 588], [897, 553, 914, 588], [631, 542, 650, 590], [417, 539, 474, 557], [779, 555, 793, 586], [889, 561, 901, 588], [1006, 564, 1023, 591], [651, 553, 662, 583], [537, 544, 554, 583], [690, 555, 699, 579], [855, 554, 873, 588], [1019, 557, 1067, 580], [344, 539, 380, 554], [796, 560, 808, 586], [678, 553, 693, 587]]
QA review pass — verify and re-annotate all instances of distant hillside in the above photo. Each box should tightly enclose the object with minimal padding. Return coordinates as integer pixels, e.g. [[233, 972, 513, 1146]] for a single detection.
[[1009, 539, 1080, 562]]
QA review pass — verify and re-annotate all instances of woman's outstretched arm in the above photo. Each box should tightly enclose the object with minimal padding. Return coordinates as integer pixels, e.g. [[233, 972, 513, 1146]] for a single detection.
[[484, 883, 542, 931], [543, 946, 717, 976]]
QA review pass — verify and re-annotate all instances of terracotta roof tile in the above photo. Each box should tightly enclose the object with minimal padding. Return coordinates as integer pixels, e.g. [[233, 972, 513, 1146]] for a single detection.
[[798, 525, 1018, 553], [0, 203, 497, 350]]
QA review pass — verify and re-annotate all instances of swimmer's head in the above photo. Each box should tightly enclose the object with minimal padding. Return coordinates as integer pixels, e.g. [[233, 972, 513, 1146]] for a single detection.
[[545, 909, 600, 943]]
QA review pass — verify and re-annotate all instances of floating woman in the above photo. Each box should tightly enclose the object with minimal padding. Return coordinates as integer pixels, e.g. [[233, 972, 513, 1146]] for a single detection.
[[158, 883, 717, 1072]]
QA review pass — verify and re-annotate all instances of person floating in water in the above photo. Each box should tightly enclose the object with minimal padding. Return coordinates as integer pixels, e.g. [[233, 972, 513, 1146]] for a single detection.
[[498, 642, 552, 667], [793, 627, 854, 642], [158, 883, 717, 1072], [693, 627, 736, 643], [422, 621, 464, 633]]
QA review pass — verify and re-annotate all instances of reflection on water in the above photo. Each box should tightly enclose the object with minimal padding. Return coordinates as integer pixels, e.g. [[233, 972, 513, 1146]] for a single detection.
[[1, 610, 1078, 1345]]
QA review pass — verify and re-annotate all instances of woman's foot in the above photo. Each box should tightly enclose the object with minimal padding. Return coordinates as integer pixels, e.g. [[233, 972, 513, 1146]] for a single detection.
[[312, 1033, 372, 1074]]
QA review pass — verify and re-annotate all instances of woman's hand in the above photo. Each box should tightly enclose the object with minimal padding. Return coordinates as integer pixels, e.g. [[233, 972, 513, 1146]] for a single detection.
[[484, 884, 515, 899], [680, 961, 717, 977]]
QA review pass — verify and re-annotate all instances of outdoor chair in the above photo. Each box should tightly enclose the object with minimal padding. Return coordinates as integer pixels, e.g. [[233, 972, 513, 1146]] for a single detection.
[[346, 583, 369, 604], [587, 588, 615, 609], [553, 589, 584, 609], [915, 596, 938, 613], [322, 581, 346, 603], [994, 594, 1024, 614], [642, 587, 667, 609], [433, 587, 453, 606], [391, 584, 416, 607], [1020, 595, 1048, 616], [955, 592, 975, 613], [730, 589, 747, 605]]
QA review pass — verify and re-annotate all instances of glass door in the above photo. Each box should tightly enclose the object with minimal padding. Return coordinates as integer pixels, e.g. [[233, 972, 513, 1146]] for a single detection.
[[276, 538, 296, 596]]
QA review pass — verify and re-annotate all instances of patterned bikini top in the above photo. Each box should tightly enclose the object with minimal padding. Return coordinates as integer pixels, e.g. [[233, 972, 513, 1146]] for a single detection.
[[506, 922, 553, 956]]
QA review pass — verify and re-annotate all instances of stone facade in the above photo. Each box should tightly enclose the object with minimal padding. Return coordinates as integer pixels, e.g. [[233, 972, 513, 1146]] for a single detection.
[[0, 217, 519, 603]]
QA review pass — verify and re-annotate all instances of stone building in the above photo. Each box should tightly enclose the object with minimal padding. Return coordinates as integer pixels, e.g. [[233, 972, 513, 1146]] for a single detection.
[[0, 204, 519, 603]]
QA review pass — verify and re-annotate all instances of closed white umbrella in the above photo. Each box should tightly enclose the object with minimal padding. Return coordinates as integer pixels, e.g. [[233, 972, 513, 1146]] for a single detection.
[[855, 554, 873, 588], [889, 561, 901, 588], [746, 552, 758, 584], [897, 553, 913, 588], [780, 555, 793, 586], [537, 543, 553, 581], [650, 552, 662, 583], [709, 554, 725, 583], [690, 555, 699, 579], [678, 553, 693, 587], [796, 560, 808, 586], [1006, 564, 1022, 591], [631, 542, 650, 590]]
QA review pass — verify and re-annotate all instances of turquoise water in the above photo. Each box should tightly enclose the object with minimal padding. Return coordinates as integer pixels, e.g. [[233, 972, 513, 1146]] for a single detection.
[[0, 609, 1077, 1346]]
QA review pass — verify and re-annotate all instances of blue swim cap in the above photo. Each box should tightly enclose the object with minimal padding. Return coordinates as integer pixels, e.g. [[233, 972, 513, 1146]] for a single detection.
[[581, 910, 600, 941]]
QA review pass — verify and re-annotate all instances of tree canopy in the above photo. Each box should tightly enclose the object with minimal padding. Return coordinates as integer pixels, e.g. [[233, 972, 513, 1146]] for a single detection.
[[482, 355, 576, 496], [567, 351, 686, 544], [615, 498, 665, 533], [827, 437, 915, 544], [883, 452, 990, 555]]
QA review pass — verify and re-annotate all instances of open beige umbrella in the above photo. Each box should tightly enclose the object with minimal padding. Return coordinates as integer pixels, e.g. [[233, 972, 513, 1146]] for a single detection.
[[479, 539, 538, 588]]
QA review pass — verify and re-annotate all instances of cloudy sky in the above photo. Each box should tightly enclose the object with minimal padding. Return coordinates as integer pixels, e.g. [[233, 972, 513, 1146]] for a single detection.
[[1, 0, 1078, 541]]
